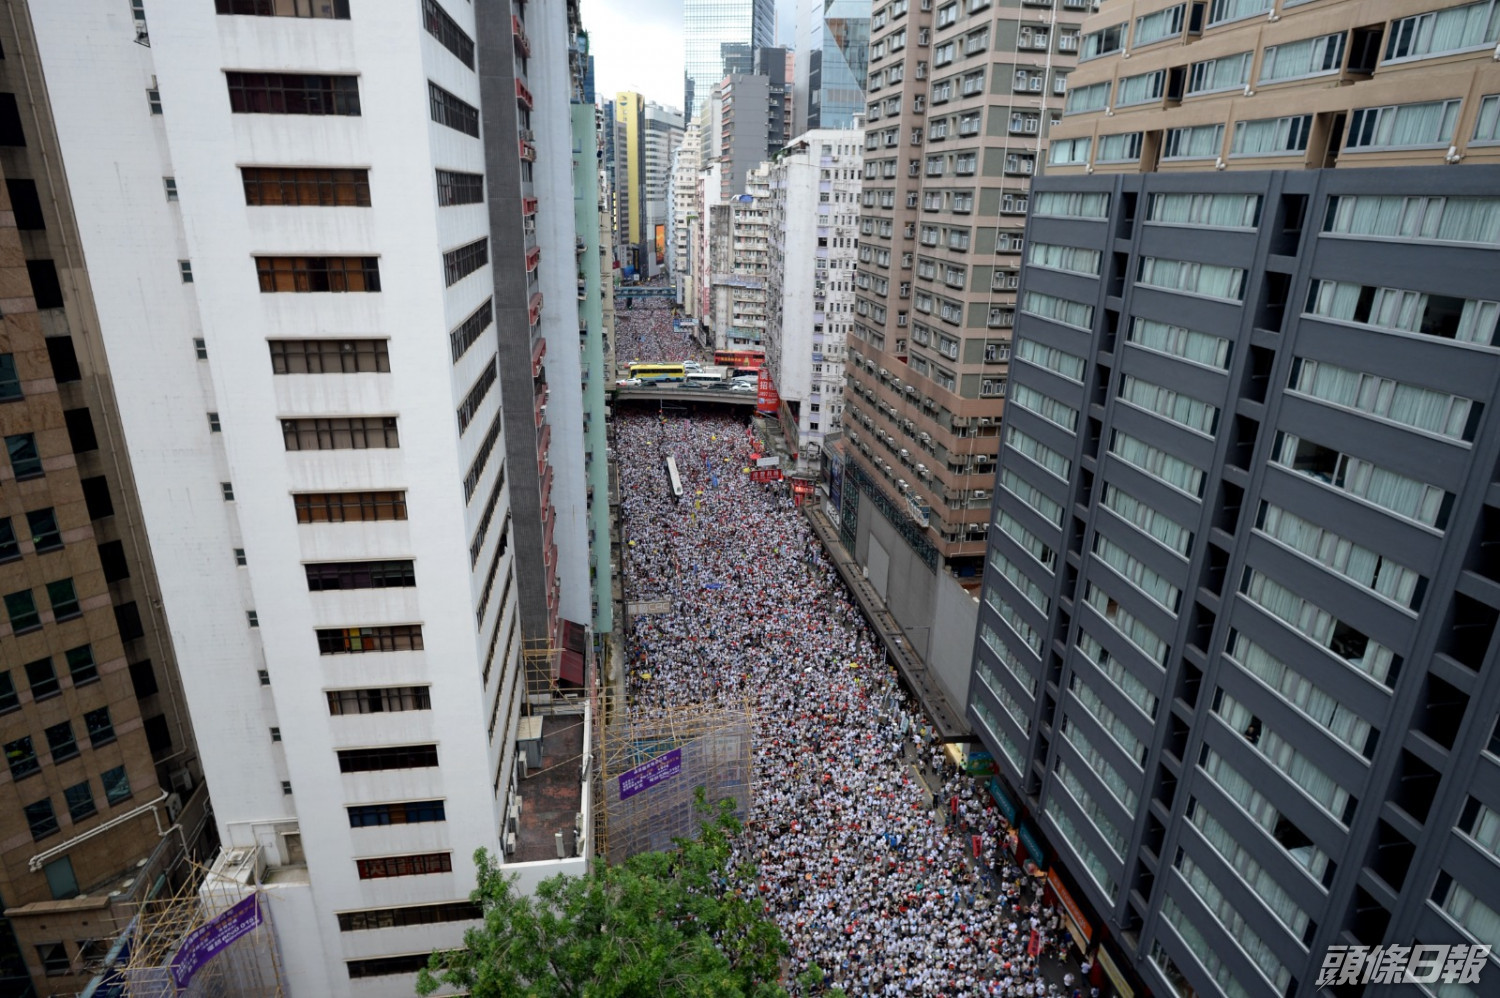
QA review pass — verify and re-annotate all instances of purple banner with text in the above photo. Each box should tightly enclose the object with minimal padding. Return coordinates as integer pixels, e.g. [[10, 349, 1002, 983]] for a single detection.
[[618, 748, 683, 800], [171, 893, 261, 988]]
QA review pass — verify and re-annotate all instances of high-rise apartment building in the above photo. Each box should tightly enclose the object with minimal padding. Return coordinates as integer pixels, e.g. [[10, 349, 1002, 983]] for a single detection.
[[795, 0, 872, 132], [968, 3, 1500, 997], [610, 94, 682, 279], [669, 120, 704, 298], [684, 0, 776, 118], [644, 103, 686, 276], [710, 166, 773, 354], [842, 0, 1084, 705], [17, 0, 596, 992], [765, 131, 862, 475]]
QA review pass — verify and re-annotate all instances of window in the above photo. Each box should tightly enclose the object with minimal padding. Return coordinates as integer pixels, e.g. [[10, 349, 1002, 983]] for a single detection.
[[147, 89, 162, 114], [1228, 630, 1375, 755], [457, 359, 498, 434], [338, 744, 439, 773], [1133, 4, 1184, 46], [241, 167, 370, 207], [1215, 690, 1354, 823], [1021, 291, 1094, 330], [1273, 431, 1450, 528], [316, 625, 424, 654], [206, 412, 222, 433], [1120, 374, 1220, 435], [422, 0, 474, 67], [45, 722, 77, 762], [46, 578, 79, 620], [1048, 137, 1091, 165], [1208, 0, 1273, 24], [1000, 468, 1064, 527], [327, 686, 432, 716], [1070, 670, 1148, 764], [1240, 567, 1399, 684], [256, 256, 380, 293], [6, 735, 38, 778], [429, 82, 479, 137], [64, 781, 95, 822], [1347, 100, 1461, 149], [1097, 132, 1143, 163], [25, 657, 57, 699], [226, 73, 360, 115], [0, 518, 14, 561], [1110, 430, 1205, 498], [1010, 384, 1078, 432], [990, 550, 1050, 615], [1475, 93, 1500, 141], [6, 432, 40, 478], [102, 765, 132, 805], [0, 354, 19, 401], [1103, 483, 1192, 556], [84, 707, 115, 747], [1174, 853, 1294, 995], [355, 851, 453, 879], [1055, 758, 1128, 858], [194, 338, 207, 360], [1163, 124, 1225, 160], [339, 900, 479, 932], [293, 491, 407, 523], [1078, 629, 1161, 719], [1116, 70, 1165, 107], [1033, 191, 1110, 219], [997, 511, 1057, 571], [443, 238, 488, 286], [0, 672, 15, 713], [346, 800, 447, 828], [221, 482, 235, 501], [347, 953, 439, 978], [1187, 52, 1252, 94], [1082, 24, 1125, 60], [1094, 532, 1182, 612], [1014, 337, 1086, 380], [436, 169, 483, 206], [65, 646, 98, 685], [1307, 278, 1499, 346], [1289, 356, 1477, 440], [5, 589, 40, 631], [450, 298, 494, 363], [1260, 33, 1347, 82], [1385, 1, 1500, 62], [1149, 193, 1261, 230], [1064, 81, 1110, 115], [1139, 257, 1245, 301], [215, 0, 351, 16], [25, 800, 57, 842], [1046, 800, 1119, 901], [247, 610, 260, 628], [26, 508, 61, 551], [1027, 242, 1102, 276], [282, 417, 399, 450], [1230, 114, 1313, 155], [305, 560, 416, 592], [268, 338, 389, 374], [1006, 427, 1072, 481]]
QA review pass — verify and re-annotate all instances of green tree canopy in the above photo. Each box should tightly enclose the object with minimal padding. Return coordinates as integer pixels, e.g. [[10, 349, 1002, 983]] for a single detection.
[[417, 793, 841, 998]]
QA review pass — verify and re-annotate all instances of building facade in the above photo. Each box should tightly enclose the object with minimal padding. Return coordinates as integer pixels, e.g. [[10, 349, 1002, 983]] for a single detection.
[[795, 0, 872, 132], [684, 0, 776, 119], [841, 0, 1085, 708], [969, 3, 1500, 996], [765, 131, 863, 475], [710, 166, 773, 354], [669, 119, 703, 299], [19, 0, 594, 992]]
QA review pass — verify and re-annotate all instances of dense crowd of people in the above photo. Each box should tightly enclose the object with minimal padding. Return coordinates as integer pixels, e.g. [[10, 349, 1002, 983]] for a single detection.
[[614, 288, 707, 365], [613, 370, 1094, 996]]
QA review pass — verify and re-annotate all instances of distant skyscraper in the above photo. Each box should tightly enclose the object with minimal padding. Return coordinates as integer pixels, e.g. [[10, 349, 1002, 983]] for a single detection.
[[684, 0, 774, 118], [795, 0, 869, 132]]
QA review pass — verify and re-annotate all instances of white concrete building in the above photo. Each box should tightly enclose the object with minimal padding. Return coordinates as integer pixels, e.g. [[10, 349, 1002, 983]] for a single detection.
[[765, 131, 861, 475], [712, 165, 771, 353], [24, 0, 590, 993], [669, 119, 702, 299]]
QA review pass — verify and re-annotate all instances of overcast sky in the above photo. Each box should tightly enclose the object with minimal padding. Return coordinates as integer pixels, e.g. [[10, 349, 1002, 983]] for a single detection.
[[584, 0, 798, 113]]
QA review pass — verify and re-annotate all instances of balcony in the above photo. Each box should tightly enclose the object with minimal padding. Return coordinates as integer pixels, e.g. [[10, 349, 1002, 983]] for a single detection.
[[522, 196, 538, 216], [525, 246, 542, 273], [531, 336, 547, 377], [512, 14, 530, 56], [519, 139, 537, 162], [515, 79, 534, 110], [528, 292, 544, 328]]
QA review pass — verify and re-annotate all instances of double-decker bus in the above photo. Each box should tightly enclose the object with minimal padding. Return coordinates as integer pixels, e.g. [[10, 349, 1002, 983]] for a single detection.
[[627, 362, 687, 383], [714, 350, 765, 370]]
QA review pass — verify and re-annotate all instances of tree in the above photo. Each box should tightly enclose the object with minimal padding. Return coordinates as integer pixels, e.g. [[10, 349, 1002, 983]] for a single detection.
[[418, 791, 840, 998]]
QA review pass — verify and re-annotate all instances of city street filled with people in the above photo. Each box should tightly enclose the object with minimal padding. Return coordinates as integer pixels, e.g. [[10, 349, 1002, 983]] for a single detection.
[[612, 305, 1089, 995]]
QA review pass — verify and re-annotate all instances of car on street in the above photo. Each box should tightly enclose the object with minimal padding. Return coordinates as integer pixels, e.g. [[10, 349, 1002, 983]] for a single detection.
[[616, 377, 643, 387]]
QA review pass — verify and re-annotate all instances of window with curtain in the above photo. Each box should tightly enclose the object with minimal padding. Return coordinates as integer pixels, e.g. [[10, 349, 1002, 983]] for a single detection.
[[1324, 194, 1500, 246], [1010, 384, 1080, 433], [1347, 99, 1461, 149], [1046, 800, 1121, 901], [1056, 759, 1129, 857], [1094, 532, 1182, 612], [977, 657, 1032, 735], [1109, 429, 1206, 498], [1048, 137, 1092, 165], [1163, 124, 1226, 159], [980, 621, 1040, 694], [1187, 52, 1252, 93], [1460, 797, 1500, 861], [1139, 257, 1246, 300], [1085, 581, 1170, 667], [1014, 337, 1087, 380], [1001, 468, 1065, 526], [1120, 374, 1221, 435], [999, 511, 1057, 570], [1257, 501, 1424, 608], [1070, 670, 1148, 764], [1231, 114, 1313, 155], [1006, 427, 1072, 482], [1307, 278, 1500, 346], [997, 597, 1044, 656], [1176, 854, 1295, 993], [1385, 0, 1500, 61], [1103, 483, 1192, 556], [1475, 94, 1500, 141], [1065, 81, 1111, 115], [1188, 800, 1314, 940], [1200, 747, 1333, 880], [1062, 717, 1139, 810], [1289, 357, 1477, 440], [1022, 291, 1095, 330], [1033, 190, 1111, 219], [1079, 629, 1161, 718], [1240, 566, 1399, 686], [1260, 32, 1347, 82], [1158, 897, 1259, 998], [1229, 630, 1375, 756], [1208, 0, 1272, 24], [1096, 132, 1144, 162], [974, 699, 1027, 773], [1273, 432, 1451, 528], [1439, 880, 1500, 952], [991, 549, 1052, 614], [1115, 70, 1165, 107], [1133, 4, 1185, 46], [1028, 242, 1103, 276], [1127, 317, 1232, 368], [1148, 192, 1261, 228], [1215, 690, 1356, 822]]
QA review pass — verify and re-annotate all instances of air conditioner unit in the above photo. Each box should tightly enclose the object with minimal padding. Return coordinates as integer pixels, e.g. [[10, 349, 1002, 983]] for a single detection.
[[900, 448, 910, 458], [504, 832, 517, 856], [516, 756, 529, 781], [899, 479, 909, 491], [165, 793, 183, 823], [974, 490, 991, 500], [979, 417, 995, 426]]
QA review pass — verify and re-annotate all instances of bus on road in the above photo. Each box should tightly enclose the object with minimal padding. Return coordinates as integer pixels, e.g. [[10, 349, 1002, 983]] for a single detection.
[[685, 366, 732, 386], [665, 456, 683, 499], [628, 363, 687, 384]]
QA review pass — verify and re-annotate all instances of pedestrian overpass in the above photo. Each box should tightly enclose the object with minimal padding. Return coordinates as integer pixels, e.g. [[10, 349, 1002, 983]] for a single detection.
[[611, 385, 757, 406]]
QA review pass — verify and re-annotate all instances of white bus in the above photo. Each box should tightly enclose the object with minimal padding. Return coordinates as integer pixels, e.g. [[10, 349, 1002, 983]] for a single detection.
[[664, 456, 683, 499], [685, 366, 731, 386]]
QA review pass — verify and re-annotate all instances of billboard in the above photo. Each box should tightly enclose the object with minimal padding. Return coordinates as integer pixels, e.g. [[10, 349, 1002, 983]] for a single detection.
[[654, 224, 666, 265]]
